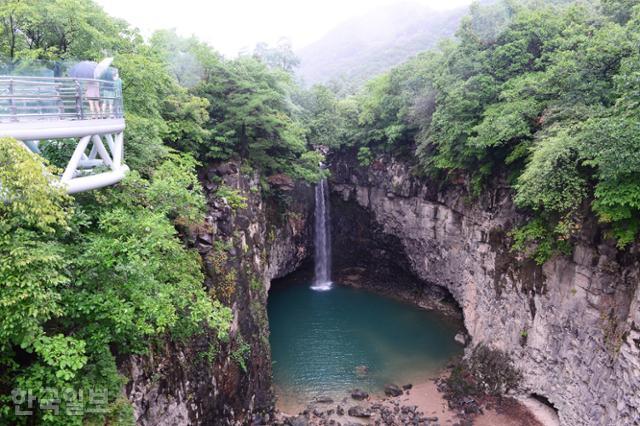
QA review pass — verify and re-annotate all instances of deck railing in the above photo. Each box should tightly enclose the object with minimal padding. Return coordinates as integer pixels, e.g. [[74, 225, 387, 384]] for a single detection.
[[0, 75, 123, 123], [0, 65, 128, 194]]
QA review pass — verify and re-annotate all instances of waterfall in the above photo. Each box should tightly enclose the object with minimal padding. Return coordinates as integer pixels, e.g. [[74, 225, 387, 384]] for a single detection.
[[311, 178, 332, 291]]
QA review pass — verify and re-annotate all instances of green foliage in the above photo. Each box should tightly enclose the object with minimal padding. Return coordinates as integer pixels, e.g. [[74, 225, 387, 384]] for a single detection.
[[32, 335, 88, 381], [146, 154, 206, 223], [187, 48, 324, 182], [149, 29, 208, 88], [68, 206, 226, 345], [0, 139, 70, 354], [514, 127, 588, 213], [298, 85, 359, 149], [510, 218, 573, 265], [601, 0, 639, 24], [215, 184, 248, 210], [470, 98, 541, 150], [250, 276, 263, 293], [291, 151, 328, 183], [253, 39, 299, 73], [0, 0, 133, 62], [592, 179, 640, 247], [357, 147, 374, 167], [230, 338, 251, 373], [0, 138, 71, 232]]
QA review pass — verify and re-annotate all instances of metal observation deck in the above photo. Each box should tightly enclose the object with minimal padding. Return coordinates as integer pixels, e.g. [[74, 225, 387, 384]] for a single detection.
[[0, 71, 127, 194]]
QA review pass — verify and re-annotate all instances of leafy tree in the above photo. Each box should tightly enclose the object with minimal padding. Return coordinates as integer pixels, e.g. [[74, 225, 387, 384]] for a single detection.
[[150, 29, 207, 88], [297, 84, 360, 149], [114, 43, 211, 175], [253, 39, 299, 73], [601, 0, 639, 24], [195, 55, 323, 182], [514, 125, 588, 216], [0, 0, 133, 63]]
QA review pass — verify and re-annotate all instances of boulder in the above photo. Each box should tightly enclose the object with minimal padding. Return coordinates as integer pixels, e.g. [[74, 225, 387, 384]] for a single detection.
[[351, 389, 369, 400], [384, 384, 403, 397], [288, 415, 308, 426], [354, 365, 369, 376], [198, 232, 213, 245], [454, 332, 467, 345], [347, 405, 371, 418]]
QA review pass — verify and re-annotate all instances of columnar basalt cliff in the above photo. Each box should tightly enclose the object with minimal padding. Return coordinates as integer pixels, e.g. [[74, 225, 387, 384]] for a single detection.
[[122, 163, 314, 425], [330, 154, 640, 426]]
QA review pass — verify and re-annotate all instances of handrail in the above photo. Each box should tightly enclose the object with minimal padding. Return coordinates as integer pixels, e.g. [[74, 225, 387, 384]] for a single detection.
[[0, 63, 129, 194], [0, 75, 124, 123]]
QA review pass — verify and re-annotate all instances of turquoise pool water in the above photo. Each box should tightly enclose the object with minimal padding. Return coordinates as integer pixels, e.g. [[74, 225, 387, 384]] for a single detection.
[[267, 282, 464, 410]]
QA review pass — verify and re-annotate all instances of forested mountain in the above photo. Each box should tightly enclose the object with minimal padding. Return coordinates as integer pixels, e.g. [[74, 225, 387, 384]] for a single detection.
[[296, 2, 467, 87]]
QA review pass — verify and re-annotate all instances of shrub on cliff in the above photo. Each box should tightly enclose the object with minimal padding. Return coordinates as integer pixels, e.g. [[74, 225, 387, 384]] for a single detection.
[[445, 344, 522, 400]]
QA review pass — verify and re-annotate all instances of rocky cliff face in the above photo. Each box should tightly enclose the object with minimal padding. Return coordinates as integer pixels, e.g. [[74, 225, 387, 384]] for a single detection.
[[122, 163, 314, 425], [330, 154, 640, 426]]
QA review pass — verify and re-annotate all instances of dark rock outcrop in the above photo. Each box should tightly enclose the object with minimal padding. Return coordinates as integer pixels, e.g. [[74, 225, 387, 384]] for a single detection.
[[351, 389, 369, 400], [383, 384, 403, 397], [347, 405, 371, 418]]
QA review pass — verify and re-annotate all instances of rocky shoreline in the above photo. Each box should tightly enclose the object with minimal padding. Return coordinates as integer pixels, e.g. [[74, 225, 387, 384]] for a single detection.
[[265, 370, 543, 426]]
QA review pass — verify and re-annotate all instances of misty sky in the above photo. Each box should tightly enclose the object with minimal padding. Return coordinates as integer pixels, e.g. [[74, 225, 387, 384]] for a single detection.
[[96, 0, 472, 56]]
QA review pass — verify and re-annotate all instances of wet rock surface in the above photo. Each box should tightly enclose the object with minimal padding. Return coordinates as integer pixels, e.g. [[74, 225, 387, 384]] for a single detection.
[[347, 405, 371, 418], [351, 389, 369, 401], [383, 384, 403, 397]]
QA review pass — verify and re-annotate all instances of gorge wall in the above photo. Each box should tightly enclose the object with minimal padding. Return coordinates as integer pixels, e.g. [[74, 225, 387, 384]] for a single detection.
[[122, 163, 314, 425], [329, 154, 640, 426]]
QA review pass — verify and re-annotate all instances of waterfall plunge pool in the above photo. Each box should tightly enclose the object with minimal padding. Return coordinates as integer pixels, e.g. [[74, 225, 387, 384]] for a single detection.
[[267, 275, 465, 412]]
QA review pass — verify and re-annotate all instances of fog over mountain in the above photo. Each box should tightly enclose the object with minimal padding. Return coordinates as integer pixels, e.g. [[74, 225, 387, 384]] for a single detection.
[[296, 2, 467, 86]]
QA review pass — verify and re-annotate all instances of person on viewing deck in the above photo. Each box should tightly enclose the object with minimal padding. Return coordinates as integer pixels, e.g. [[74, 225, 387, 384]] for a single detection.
[[100, 67, 119, 118], [68, 61, 100, 117]]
